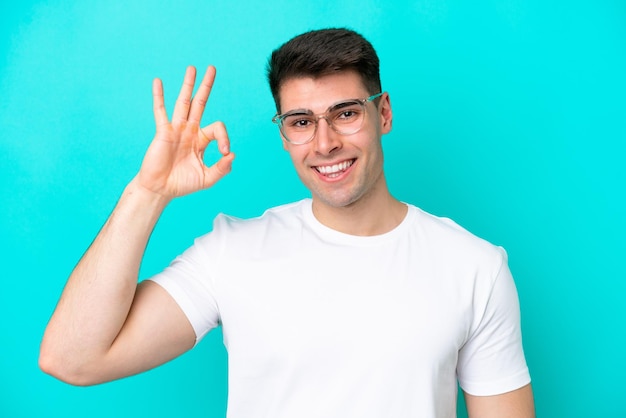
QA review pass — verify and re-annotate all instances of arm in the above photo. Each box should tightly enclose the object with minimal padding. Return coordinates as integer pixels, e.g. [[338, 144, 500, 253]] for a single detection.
[[464, 384, 535, 418], [39, 66, 235, 386]]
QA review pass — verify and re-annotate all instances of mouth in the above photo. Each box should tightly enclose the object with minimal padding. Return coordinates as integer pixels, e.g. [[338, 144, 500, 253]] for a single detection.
[[313, 159, 355, 179]]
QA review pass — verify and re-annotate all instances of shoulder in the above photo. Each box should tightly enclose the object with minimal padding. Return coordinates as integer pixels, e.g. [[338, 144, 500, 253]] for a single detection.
[[212, 199, 307, 234], [407, 204, 508, 273], [193, 200, 308, 257]]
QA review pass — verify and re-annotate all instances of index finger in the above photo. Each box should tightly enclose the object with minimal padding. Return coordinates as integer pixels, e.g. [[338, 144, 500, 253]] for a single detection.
[[188, 66, 217, 124], [199, 121, 230, 155]]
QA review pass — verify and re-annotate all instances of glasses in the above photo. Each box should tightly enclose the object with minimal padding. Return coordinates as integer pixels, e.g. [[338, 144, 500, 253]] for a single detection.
[[272, 92, 384, 145]]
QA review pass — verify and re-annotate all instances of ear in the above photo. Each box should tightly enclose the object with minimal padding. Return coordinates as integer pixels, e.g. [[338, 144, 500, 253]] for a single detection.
[[378, 93, 393, 134]]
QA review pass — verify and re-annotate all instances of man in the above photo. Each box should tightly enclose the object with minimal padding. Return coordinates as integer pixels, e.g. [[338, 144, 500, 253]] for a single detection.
[[40, 28, 534, 417]]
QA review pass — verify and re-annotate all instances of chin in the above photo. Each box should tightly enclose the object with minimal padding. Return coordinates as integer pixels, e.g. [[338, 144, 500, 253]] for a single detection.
[[312, 189, 364, 210]]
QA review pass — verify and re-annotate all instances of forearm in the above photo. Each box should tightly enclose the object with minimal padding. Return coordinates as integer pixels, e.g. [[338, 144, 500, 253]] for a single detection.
[[40, 178, 169, 382], [40, 66, 231, 385]]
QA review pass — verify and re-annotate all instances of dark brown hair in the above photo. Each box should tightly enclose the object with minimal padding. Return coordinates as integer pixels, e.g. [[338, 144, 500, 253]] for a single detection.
[[267, 28, 381, 112]]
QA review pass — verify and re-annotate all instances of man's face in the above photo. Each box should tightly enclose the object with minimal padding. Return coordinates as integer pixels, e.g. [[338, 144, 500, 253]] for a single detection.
[[278, 71, 393, 212]]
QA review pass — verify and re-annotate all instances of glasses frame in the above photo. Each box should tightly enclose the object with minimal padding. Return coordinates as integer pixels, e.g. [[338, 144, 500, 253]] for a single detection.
[[272, 92, 384, 145]]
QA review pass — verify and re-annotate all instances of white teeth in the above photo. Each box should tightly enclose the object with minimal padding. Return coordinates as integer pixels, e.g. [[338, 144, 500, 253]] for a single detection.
[[316, 160, 353, 174]]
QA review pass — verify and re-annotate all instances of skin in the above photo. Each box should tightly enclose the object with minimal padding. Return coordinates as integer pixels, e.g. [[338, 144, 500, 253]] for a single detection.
[[279, 71, 406, 236], [465, 384, 535, 418], [279, 73, 535, 417], [39, 65, 535, 417], [39, 66, 232, 385]]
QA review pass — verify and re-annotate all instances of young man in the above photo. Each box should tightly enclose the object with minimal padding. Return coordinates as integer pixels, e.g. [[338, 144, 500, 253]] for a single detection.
[[40, 29, 534, 417]]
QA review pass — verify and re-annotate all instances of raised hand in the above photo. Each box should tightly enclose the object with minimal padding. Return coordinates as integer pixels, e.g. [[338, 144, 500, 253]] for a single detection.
[[137, 66, 235, 200]]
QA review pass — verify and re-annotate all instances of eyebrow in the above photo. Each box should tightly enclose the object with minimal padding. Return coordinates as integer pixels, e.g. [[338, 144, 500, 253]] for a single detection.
[[284, 99, 361, 116], [331, 100, 359, 110], [283, 108, 314, 116]]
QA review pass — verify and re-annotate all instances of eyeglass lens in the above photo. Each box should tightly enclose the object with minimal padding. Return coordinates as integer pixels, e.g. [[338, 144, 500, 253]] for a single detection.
[[280, 100, 366, 144]]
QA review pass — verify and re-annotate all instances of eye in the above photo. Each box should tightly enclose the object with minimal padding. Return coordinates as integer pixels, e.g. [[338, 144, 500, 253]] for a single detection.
[[284, 115, 315, 130], [331, 103, 362, 124], [337, 109, 358, 120], [294, 119, 312, 127]]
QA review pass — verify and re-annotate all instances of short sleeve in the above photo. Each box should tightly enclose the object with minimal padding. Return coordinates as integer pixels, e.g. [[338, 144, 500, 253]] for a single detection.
[[457, 251, 531, 395], [148, 231, 222, 345]]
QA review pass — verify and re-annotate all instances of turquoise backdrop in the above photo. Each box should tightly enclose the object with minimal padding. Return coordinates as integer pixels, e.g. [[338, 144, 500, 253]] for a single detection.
[[1, 1, 624, 416]]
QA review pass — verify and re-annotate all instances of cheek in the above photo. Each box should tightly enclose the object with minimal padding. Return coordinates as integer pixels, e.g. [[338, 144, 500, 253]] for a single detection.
[[363, 139, 385, 172], [284, 146, 308, 168], [280, 131, 292, 151]]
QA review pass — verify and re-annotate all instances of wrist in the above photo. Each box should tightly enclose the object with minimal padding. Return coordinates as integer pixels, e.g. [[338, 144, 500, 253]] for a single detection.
[[124, 177, 172, 213]]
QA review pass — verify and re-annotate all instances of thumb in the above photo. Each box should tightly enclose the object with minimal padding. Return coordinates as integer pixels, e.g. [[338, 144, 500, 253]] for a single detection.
[[201, 152, 235, 189]]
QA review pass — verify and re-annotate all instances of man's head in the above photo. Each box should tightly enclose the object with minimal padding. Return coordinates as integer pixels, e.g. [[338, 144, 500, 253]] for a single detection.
[[266, 28, 393, 221], [267, 28, 381, 113]]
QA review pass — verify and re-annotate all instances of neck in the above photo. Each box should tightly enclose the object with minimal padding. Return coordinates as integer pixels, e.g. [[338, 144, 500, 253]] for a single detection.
[[311, 177, 407, 236]]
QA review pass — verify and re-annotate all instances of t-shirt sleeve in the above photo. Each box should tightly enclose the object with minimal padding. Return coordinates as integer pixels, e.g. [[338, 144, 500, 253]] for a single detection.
[[456, 250, 531, 395], [148, 231, 222, 346]]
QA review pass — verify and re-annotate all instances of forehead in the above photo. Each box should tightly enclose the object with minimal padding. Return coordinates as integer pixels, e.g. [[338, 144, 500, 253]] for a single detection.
[[278, 71, 369, 113]]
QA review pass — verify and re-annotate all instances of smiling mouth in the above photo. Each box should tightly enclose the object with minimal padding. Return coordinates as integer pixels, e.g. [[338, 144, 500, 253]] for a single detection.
[[313, 159, 355, 178]]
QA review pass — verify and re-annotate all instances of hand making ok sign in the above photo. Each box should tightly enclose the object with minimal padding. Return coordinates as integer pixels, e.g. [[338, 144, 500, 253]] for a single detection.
[[137, 65, 235, 200]]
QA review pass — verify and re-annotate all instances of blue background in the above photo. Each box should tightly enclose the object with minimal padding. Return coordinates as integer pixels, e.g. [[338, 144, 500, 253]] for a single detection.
[[1, 0, 624, 416]]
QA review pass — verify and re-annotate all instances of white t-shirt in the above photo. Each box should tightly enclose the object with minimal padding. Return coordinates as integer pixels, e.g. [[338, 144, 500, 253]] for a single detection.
[[150, 199, 530, 418]]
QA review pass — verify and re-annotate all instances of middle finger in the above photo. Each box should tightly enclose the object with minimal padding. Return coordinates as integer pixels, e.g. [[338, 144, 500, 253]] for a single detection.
[[172, 66, 197, 125], [188, 66, 216, 125]]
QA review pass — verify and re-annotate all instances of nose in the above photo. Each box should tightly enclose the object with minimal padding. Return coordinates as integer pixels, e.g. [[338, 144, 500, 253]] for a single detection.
[[313, 116, 341, 155]]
